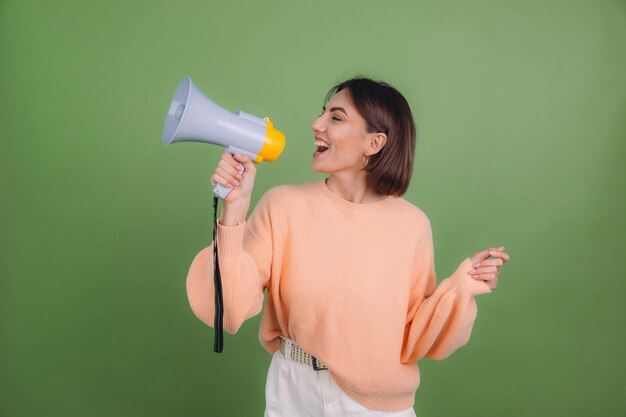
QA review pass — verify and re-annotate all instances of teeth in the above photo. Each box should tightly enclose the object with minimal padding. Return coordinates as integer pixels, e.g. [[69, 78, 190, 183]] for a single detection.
[[314, 139, 330, 149]]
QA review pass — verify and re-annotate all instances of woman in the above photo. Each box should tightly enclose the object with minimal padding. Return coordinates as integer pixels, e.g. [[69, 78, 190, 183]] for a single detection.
[[186, 77, 510, 416]]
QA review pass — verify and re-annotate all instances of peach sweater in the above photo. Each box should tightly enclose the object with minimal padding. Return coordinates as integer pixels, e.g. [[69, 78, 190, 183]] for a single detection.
[[186, 180, 491, 411]]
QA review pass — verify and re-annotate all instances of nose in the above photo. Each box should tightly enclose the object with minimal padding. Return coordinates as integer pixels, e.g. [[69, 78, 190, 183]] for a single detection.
[[311, 113, 325, 133]]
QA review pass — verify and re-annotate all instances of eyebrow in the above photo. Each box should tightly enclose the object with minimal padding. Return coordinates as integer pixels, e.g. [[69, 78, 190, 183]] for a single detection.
[[322, 106, 348, 116]]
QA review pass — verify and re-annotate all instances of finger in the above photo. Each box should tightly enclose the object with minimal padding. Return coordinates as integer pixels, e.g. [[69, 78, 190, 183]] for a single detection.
[[489, 250, 510, 262], [211, 175, 232, 189], [471, 273, 497, 282], [473, 258, 504, 269], [212, 172, 234, 189], [482, 277, 497, 289], [474, 248, 494, 262], [491, 276, 499, 289], [218, 159, 243, 180], [216, 167, 240, 187], [468, 266, 500, 276], [469, 266, 498, 276], [486, 246, 505, 254], [222, 152, 242, 171], [233, 153, 256, 173]]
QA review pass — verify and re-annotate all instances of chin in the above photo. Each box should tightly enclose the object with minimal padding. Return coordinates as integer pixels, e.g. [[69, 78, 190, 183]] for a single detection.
[[310, 160, 327, 173]]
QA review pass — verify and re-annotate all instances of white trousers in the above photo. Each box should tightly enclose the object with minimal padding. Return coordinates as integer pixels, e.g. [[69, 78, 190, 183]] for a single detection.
[[264, 337, 416, 417]]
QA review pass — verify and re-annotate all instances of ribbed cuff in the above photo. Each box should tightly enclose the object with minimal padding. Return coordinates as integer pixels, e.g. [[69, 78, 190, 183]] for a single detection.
[[447, 257, 493, 297], [216, 219, 247, 260]]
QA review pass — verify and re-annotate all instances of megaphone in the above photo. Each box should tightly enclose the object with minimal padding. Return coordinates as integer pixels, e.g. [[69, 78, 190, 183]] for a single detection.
[[162, 77, 286, 198]]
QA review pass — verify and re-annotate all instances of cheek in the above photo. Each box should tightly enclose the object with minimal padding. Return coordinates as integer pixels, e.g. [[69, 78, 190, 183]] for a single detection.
[[334, 144, 364, 165], [332, 127, 363, 152]]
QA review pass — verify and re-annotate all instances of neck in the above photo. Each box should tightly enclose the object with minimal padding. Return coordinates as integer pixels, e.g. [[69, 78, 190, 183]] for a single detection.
[[325, 172, 387, 204]]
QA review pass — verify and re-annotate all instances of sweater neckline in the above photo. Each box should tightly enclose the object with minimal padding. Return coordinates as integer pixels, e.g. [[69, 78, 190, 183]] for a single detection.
[[317, 179, 396, 213]]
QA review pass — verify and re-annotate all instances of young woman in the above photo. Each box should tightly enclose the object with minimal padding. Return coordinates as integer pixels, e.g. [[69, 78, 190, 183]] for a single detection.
[[186, 77, 510, 416]]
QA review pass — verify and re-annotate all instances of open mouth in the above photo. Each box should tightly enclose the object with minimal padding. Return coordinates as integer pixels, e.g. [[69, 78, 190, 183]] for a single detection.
[[314, 139, 330, 153]]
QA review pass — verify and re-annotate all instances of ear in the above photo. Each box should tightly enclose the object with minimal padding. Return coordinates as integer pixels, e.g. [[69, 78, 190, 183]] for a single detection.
[[365, 132, 388, 156]]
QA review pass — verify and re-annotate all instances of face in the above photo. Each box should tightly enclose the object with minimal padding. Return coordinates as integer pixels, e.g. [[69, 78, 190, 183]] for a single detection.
[[310, 90, 384, 174]]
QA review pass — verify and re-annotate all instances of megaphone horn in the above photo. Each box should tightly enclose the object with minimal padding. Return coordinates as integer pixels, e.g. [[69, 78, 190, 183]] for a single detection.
[[162, 77, 286, 198]]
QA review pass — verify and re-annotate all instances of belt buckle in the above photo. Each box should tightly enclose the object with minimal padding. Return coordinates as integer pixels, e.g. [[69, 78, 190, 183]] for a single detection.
[[279, 336, 292, 358], [312, 356, 327, 371]]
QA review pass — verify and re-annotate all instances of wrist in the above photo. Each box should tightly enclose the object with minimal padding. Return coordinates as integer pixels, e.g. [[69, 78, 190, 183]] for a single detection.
[[220, 199, 250, 226]]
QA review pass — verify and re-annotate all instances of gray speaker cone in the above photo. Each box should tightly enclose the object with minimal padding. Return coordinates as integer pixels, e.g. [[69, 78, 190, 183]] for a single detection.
[[162, 78, 192, 145]]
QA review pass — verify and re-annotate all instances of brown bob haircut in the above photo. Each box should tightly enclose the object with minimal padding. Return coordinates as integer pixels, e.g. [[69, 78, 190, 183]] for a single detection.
[[325, 77, 416, 197]]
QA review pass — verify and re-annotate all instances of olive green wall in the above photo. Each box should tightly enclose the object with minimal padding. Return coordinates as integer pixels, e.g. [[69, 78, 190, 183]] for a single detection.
[[1, 0, 624, 416]]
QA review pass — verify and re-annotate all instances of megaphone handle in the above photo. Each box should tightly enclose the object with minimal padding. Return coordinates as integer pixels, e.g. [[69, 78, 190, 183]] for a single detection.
[[213, 162, 245, 199]]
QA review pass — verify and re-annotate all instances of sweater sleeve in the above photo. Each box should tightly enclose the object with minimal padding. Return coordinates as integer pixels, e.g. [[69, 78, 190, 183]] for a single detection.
[[185, 191, 274, 334], [400, 217, 492, 363]]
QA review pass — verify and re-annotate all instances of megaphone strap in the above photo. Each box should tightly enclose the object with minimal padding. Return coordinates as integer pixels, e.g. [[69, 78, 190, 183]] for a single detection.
[[212, 196, 224, 353]]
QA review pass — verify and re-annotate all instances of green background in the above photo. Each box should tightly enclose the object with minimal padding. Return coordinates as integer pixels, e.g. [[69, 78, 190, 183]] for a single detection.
[[1, 0, 624, 416]]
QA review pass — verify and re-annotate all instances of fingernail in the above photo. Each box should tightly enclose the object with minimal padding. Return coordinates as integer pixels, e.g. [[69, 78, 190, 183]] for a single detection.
[[472, 263, 479, 268]]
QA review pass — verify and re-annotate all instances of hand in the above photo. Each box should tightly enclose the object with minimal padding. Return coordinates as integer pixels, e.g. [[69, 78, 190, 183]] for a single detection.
[[468, 246, 510, 290], [210, 152, 257, 205]]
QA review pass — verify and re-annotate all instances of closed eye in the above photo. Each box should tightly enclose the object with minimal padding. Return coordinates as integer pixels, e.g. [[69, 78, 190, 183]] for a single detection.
[[318, 110, 341, 121]]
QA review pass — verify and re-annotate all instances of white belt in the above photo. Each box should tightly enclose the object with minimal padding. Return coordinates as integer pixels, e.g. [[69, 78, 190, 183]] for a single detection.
[[278, 336, 328, 371]]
